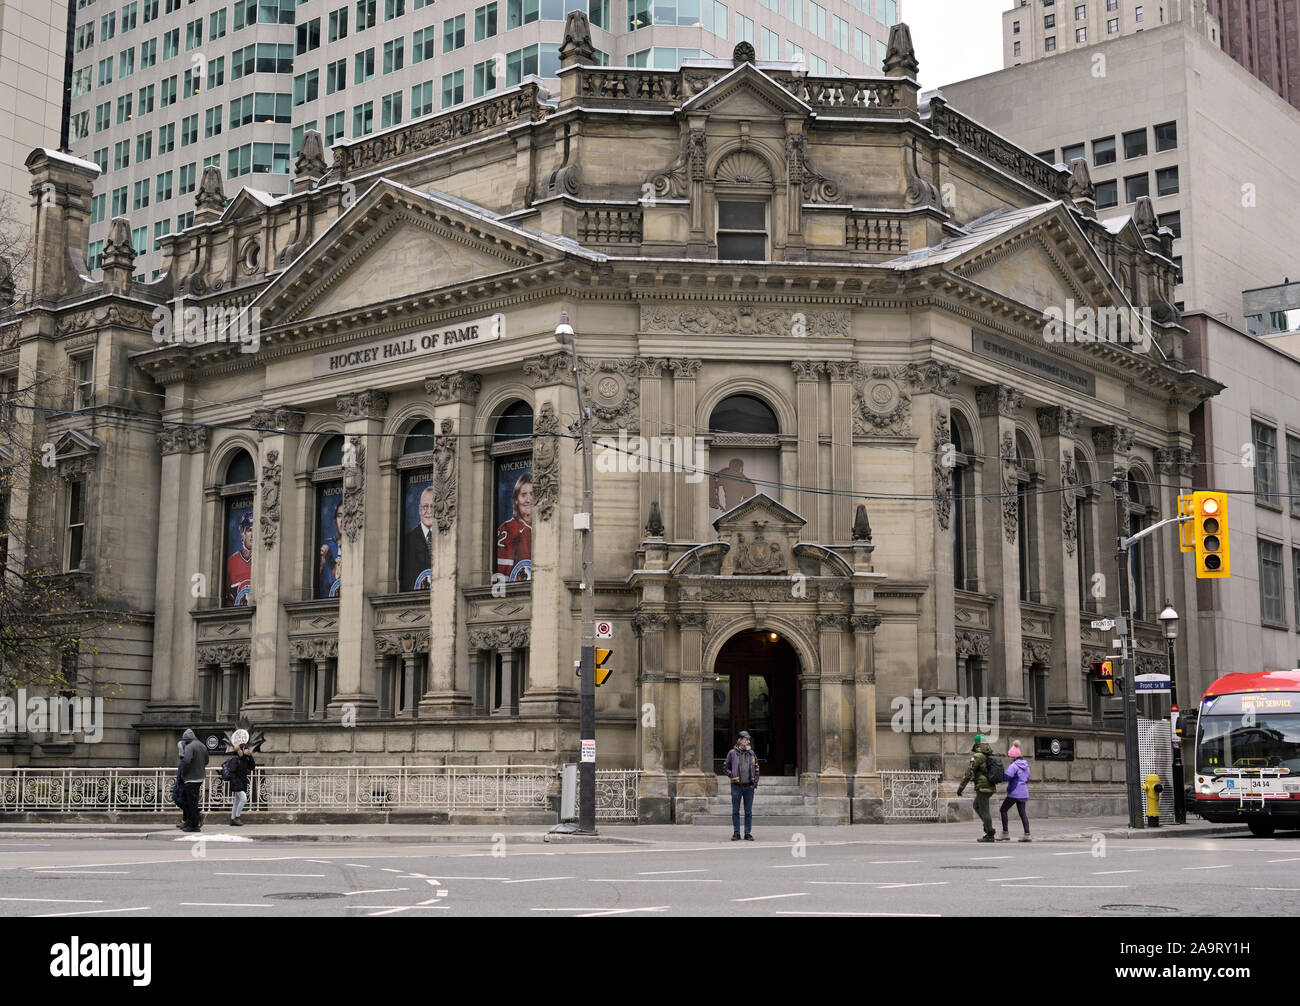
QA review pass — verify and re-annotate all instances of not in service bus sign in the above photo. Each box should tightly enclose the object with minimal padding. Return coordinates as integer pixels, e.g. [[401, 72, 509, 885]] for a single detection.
[[313, 314, 504, 377]]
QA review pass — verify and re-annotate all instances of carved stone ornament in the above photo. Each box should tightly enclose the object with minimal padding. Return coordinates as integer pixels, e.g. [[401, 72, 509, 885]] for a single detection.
[[55, 303, 154, 336], [338, 437, 365, 542], [675, 610, 709, 630], [578, 359, 641, 433], [196, 165, 226, 214], [532, 403, 560, 521], [1061, 453, 1078, 557], [976, 384, 1024, 419], [645, 500, 665, 538], [375, 631, 431, 655], [198, 643, 251, 666], [850, 613, 883, 634], [791, 360, 823, 381], [1036, 405, 1081, 439], [335, 391, 389, 420], [522, 351, 573, 388], [290, 637, 339, 661], [668, 358, 702, 379], [1092, 425, 1134, 457], [1023, 639, 1052, 666], [260, 449, 282, 549], [249, 407, 305, 435], [903, 136, 940, 210], [699, 580, 787, 602], [157, 424, 209, 455], [1001, 431, 1019, 544], [632, 609, 668, 634], [853, 365, 912, 436], [56, 455, 97, 481], [934, 411, 953, 531], [787, 133, 840, 203], [468, 623, 530, 649], [425, 372, 482, 405], [733, 41, 756, 64], [640, 304, 850, 340], [433, 418, 457, 534], [559, 9, 595, 63], [955, 630, 991, 659], [733, 523, 785, 574], [647, 127, 706, 199]]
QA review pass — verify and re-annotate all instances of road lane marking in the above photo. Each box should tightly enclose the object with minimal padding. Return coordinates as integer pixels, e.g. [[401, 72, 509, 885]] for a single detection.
[[1052, 852, 1093, 857], [589, 878, 721, 883], [1268, 858, 1300, 864], [868, 860, 919, 865], [987, 876, 1042, 882], [0, 897, 103, 904], [343, 888, 410, 896], [34, 870, 131, 875], [1183, 865, 1231, 871], [1251, 887, 1300, 891], [576, 907, 671, 917], [409, 876, 508, 881], [502, 877, 574, 885], [1001, 884, 1129, 889], [639, 869, 709, 875], [32, 906, 151, 918], [345, 864, 374, 868], [970, 856, 1012, 861], [1093, 870, 1140, 875], [213, 872, 325, 878], [732, 893, 810, 902], [769, 863, 828, 869], [776, 911, 941, 917], [875, 882, 949, 889], [179, 902, 270, 907]]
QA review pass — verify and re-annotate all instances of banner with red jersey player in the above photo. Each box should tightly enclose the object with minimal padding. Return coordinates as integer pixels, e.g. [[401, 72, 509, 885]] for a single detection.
[[494, 456, 532, 582], [222, 494, 255, 606]]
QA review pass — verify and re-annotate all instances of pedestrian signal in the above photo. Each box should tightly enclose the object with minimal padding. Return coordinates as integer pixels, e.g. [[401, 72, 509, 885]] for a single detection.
[[1191, 491, 1229, 579], [1090, 660, 1116, 697]]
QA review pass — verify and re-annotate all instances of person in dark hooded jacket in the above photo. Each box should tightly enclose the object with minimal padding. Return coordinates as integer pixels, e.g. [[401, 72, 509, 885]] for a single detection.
[[178, 728, 208, 832], [956, 733, 997, 843]]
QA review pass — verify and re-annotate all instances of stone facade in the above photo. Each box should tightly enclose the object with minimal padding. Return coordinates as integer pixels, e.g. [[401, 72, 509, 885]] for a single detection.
[[0, 24, 1220, 821]]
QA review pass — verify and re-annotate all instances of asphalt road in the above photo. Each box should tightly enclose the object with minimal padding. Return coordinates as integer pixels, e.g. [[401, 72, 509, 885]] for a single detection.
[[1, 829, 1297, 917]]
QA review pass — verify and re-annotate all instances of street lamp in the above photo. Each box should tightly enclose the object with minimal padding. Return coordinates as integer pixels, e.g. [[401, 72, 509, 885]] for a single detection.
[[1157, 602, 1186, 824], [553, 312, 597, 835]]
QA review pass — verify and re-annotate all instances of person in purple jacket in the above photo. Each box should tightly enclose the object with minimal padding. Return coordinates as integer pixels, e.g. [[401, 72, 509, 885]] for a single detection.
[[722, 731, 760, 841], [998, 742, 1032, 842]]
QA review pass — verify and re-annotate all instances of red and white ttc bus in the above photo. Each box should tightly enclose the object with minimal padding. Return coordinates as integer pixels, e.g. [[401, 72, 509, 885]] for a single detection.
[[1191, 669, 1300, 836]]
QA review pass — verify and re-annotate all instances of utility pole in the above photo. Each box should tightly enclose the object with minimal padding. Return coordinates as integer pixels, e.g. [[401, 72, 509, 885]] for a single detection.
[[555, 313, 597, 835], [1112, 469, 1145, 829]]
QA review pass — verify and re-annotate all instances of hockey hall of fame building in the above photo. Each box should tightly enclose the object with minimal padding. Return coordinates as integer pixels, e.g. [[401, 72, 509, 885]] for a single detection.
[[6, 18, 1217, 822]]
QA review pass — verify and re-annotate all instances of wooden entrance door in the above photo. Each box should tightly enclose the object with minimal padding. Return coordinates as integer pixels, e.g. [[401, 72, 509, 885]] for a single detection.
[[711, 630, 799, 776]]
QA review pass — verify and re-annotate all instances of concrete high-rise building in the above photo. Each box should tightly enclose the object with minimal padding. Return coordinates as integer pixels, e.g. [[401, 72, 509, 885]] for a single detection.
[[66, 0, 903, 280], [0, 0, 73, 244], [1002, 0, 1300, 112], [945, 17, 1300, 331]]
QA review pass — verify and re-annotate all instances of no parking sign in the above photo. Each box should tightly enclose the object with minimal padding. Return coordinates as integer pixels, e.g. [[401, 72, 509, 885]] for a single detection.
[[595, 620, 613, 639]]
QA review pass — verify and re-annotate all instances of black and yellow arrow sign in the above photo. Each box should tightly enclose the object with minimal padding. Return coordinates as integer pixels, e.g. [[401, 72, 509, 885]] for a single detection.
[[595, 648, 613, 686]]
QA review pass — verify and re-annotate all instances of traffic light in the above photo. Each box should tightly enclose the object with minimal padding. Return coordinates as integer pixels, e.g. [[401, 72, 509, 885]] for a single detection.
[[1090, 660, 1116, 697], [1191, 490, 1230, 579], [1177, 494, 1195, 552], [594, 648, 613, 687]]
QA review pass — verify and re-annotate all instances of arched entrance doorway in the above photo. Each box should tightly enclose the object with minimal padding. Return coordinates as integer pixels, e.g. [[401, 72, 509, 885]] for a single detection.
[[711, 630, 800, 777]]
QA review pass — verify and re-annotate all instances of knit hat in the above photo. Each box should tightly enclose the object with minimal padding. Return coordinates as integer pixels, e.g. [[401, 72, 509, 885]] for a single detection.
[[1008, 744, 1022, 758], [972, 733, 985, 749]]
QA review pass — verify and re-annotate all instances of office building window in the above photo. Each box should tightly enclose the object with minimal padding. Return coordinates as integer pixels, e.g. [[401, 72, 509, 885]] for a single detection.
[[1124, 173, 1148, 202], [66, 479, 88, 571], [384, 38, 404, 73], [1075, 26, 1086, 42], [357, 0, 377, 29], [353, 101, 374, 136], [1155, 165, 1179, 196], [1093, 135, 1115, 165], [1259, 540, 1284, 625], [441, 69, 464, 108], [475, 2, 498, 39], [1157, 210, 1180, 238], [1107, 16, 1118, 33], [329, 5, 349, 41], [1123, 128, 1147, 158], [325, 110, 345, 145], [1135, 5, 1143, 22], [381, 91, 402, 127], [355, 48, 375, 82], [1045, 35, 1057, 50], [1013, 40, 1021, 55], [716, 200, 766, 260], [1061, 142, 1084, 164], [1253, 420, 1279, 504], [1094, 179, 1118, 208], [411, 80, 434, 118], [1044, 13, 1055, 28], [1154, 121, 1177, 151]]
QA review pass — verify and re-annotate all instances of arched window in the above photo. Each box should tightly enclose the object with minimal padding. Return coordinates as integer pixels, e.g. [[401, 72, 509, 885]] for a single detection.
[[1015, 433, 1039, 603], [707, 394, 781, 535], [220, 448, 256, 608], [398, 419, 436, 593], [714, 151, 773, 261], [491, 401, 533, 584], [313, 434, 345, 600], [950, 414, 977, 592]]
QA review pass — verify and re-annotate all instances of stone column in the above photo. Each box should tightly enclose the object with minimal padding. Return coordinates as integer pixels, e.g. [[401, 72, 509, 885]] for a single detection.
[[634, 359, 670, 536], [421, 372, 480, 715], [1037, 406, 1089, 722], [670, 359, 701, 541], [147, 424, 208, 720], [329, 390, 388, 718], [674, 611, 710, 815], [791, 361, 822, 539], [826, 362, 855, 543], [312, 657, 331, 719], [850, 613, 882, 821], [975, 384, 1028, 714], [633, 608, 670, 822], [1158, 446, 1201, 707], [518, 351, 579, 717], [816, 614, 849, 820], [401, 654, 421, 717], [1091, 425, 1135, 617], [245, 408, 304, 720], [220, 662, 240, 718], [291, 658, 311, 718]]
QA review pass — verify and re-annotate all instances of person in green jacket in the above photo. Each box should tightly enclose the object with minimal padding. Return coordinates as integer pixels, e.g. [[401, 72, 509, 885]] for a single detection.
[[956, 733, 997, 843]]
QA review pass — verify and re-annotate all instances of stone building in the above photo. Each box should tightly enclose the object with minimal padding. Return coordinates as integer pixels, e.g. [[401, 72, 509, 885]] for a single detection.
[[1, 19, 1219, 821]]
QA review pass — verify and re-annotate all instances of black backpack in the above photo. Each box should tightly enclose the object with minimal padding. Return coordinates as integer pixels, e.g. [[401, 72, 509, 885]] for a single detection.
[[983, 753, 1004, 787], [220, 756, 235, 782]]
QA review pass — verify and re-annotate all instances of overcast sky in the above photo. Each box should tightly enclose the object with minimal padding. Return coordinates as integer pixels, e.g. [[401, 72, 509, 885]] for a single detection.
[[904, 0, 1010, 90]]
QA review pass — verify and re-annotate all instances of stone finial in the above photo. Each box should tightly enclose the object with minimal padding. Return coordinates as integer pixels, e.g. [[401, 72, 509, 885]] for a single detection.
[[1068, 157, 1096, 219], [852, 503, 873, 542], [884, 23, 919, 78], [194, 165, 226, 224], [645, 500, 665, 538], [1132, 195, 1157, 239], [559, 9, 595, 66], [294, 129, 328, 186], [732, 41, 756, 66], [100, 216, 137, 293]]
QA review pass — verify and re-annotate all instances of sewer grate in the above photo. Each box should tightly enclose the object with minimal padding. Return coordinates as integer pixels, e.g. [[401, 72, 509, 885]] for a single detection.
[[264, 892, 345, 900], [1100, 904, 1179, 914]]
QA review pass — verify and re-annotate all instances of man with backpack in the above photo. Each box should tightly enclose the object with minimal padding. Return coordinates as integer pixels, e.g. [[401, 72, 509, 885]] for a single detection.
[[178, 728, 208, 832], [222, 729, 256, 827], [956, 732, 1002, 843]]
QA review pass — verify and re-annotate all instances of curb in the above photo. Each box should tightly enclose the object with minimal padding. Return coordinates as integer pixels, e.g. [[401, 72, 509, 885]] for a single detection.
[[0, 829, 647, 845], [1041, 823, 1247, 841]]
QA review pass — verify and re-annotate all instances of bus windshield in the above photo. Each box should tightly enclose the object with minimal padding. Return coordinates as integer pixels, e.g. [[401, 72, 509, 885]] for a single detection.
[[1197, 713, 1300, 775]]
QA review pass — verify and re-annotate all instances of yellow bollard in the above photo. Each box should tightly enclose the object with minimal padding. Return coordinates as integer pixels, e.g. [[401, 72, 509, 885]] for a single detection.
[[1142, 773, 1164, 827]]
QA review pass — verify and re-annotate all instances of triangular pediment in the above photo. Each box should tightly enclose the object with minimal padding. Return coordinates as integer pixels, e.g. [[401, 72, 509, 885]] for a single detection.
[[714, 493, 805, 577], [221, 188, 281, 224], [682, 64, 812, 117], [253, 180, 591, 328], [713, 491, 805, 531], [54, 430, 100, 457]]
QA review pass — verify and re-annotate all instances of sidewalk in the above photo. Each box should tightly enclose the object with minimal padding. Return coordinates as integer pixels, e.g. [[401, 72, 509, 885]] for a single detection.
[[0, 816, 1248, 845]]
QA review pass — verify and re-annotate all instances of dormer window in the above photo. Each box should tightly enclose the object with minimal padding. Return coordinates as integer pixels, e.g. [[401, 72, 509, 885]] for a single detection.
[[717, 200, 766, 260]]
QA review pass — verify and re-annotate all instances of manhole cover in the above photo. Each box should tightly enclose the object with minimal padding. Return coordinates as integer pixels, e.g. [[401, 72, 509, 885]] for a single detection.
[[1100, 904, 1179, 914], [939, 865, 997, 870], [264, 892, 344, 901]]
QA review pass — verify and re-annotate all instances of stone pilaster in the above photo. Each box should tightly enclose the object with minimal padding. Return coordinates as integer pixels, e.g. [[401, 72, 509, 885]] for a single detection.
[[670, 359, 701, 541], [329, 390, 388, 718], [244, 408, 304, 720], [633, 608, 671, 823], [1091, 424, 1135, 618], [635, 358, 670, 538], [816, 613, 850, 822], [674, 610, 711, 815], [976, 384, 1028, 713], [826, 362, 855, 543], [792, 360, 822, 540], [421, 371, 480, 715], [850, 613, 882, 821]]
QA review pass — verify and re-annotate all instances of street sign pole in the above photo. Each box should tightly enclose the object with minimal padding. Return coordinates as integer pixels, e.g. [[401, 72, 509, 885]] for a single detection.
[[1112, 470, 1145, 830]]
